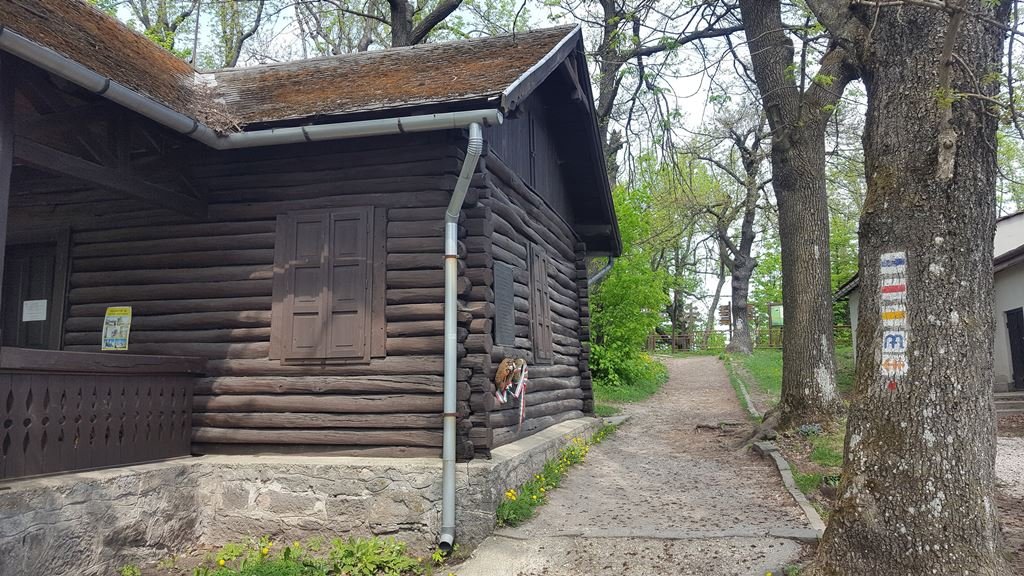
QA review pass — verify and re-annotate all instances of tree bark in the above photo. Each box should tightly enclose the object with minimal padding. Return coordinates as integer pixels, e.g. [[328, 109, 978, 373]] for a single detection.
[[738, 0, 852, 424], [725, 256, 756, 354], [773, 129, 842, 422], [808, 0, 1011, 573], [720, 124, 766, 355], [387, 0, 414, 47]]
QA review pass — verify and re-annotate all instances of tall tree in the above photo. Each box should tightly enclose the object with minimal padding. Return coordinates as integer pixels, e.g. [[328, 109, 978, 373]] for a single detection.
[[386, 0, 464, 46], [215, 0, 266, 67], [555, 0, 741, 179], [801, 0, 1014, 573], [736, 0, 855, 425], [695, 111, 770, 354], [125, 0, 198, 54]]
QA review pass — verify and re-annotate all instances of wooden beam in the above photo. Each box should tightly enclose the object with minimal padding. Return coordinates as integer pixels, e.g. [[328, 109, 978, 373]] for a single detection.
[[0, 56, 15, 346], [14, 103, 112, 138], [559, 57, 586, 104], [13, 135, 206, 218]]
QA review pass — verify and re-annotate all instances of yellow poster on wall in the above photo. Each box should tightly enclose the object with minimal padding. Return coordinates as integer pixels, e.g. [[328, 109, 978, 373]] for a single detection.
[[101, 306, 132, 351]]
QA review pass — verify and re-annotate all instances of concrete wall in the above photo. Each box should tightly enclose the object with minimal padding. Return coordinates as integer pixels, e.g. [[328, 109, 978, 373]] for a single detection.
[[996, 213, 1024, 259], [0, 417, 600, 576], [994, 263, 1024, 392]]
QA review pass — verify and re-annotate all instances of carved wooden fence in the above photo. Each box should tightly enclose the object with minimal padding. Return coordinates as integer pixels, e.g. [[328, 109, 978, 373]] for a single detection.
[[0, 349, 202, 481]]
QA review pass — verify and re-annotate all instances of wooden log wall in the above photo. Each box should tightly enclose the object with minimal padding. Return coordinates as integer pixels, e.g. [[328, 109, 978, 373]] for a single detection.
[[464, 150, 590, 452], [12, 132, 482, 459]]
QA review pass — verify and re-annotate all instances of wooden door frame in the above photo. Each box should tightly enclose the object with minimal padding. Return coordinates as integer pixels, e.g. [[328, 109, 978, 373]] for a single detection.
[[4, 227, 71, 350], [1007, 307, 1024, 391]]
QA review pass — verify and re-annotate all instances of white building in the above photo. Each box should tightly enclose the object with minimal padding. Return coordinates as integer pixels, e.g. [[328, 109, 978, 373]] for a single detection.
[[836, 211, 1024, 392]]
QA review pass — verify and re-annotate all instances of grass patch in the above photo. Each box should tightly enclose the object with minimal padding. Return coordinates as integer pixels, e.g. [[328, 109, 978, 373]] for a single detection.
[[722, 356, 757, 421], [834, 345, 855, 394], [793, 470, 824, 495], [593, 404, 621, 417], [810, 440, 844, 468], [740, 349, 783, 399], [496, 424, 617, 527], [738, 346, 855, 401]]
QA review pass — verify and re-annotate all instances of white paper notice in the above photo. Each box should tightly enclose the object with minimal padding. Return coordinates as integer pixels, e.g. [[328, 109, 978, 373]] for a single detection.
[[22, 299, 47, 322]]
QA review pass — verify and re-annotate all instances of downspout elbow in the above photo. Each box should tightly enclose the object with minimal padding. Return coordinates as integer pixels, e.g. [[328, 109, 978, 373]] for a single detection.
[[445, 123, 484, 226], [587, 256, 615, 288]]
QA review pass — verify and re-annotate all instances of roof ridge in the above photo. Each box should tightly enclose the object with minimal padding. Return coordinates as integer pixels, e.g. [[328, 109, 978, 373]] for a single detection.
[[202, 25, 579, 76]]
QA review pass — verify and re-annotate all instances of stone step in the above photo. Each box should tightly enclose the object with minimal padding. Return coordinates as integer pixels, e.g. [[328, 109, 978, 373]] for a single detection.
[[994, 391, 1024, 399]]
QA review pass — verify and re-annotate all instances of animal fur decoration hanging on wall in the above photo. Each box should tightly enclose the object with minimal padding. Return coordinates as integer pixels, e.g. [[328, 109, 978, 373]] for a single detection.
[[494, 357, 529, 431]]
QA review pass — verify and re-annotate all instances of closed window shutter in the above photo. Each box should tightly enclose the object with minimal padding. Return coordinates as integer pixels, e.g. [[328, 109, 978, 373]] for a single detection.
[[529, 243, 554, 364], [283, 213, 329, 360], [326, 207, 373, 361], [494, 261, 516, 346]]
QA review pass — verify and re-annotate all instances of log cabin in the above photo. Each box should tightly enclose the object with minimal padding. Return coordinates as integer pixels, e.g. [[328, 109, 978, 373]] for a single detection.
[[0, 0, 620, 485]]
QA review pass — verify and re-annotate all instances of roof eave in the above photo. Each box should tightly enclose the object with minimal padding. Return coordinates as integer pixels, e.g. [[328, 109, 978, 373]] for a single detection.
[[500, 25, 583, 114]]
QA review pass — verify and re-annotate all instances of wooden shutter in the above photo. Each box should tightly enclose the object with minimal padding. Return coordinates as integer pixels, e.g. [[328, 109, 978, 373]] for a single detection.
[[274, 207, 376, 363], [282, 212, 329, 360], [529, 243, 554, 364], [325, 207, 373, 361], [494, 261, 516, 346]]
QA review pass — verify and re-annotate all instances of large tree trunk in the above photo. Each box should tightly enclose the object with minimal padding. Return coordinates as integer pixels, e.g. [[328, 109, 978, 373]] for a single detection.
[[725, 256, 755, 354], [738, 0, 847, 425], [773, 133, 842, 422], [810, 2, 1010, 573], [388, 0, 413, 46]]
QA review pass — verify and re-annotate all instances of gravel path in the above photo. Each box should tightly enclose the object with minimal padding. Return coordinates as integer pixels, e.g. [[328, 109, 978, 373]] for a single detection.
[[454, 356, 812, 575], [996, 437, 1024, 571]]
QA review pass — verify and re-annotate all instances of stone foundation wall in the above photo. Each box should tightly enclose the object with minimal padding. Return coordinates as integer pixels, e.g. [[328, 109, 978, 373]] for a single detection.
[[0, 417, 601, 576]]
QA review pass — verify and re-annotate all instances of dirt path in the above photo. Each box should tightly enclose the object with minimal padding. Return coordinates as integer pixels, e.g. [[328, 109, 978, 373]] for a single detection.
[[454, 356, 813, 575]]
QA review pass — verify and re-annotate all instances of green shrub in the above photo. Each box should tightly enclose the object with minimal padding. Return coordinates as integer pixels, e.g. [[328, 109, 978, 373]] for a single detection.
[[592, 353, 667, 404]]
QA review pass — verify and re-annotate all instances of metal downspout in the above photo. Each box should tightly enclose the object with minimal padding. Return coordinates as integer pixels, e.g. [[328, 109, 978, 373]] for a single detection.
[[439, 122, 483, 552]]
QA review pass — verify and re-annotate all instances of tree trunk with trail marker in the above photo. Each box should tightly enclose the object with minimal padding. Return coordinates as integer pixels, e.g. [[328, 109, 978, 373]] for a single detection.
[[809, 1, 1011, 573]]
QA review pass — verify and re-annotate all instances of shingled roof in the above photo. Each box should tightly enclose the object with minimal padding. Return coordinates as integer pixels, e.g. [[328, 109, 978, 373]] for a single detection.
[[209, 26, 577, 127], [0, 0, 577, 131]]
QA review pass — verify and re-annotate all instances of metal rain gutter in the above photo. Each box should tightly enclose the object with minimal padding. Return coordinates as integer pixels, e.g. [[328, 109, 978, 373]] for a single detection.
[[438, 122, 483, 553], [0, 27, 502, 149], [0, 25, 501, 552]]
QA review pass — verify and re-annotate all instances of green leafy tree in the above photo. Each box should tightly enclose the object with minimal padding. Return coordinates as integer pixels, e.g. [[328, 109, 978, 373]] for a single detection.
[[591, 180, 670, 387]]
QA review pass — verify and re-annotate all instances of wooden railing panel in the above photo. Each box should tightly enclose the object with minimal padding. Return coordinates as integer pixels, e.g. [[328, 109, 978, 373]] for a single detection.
[[0, 349, 198, 482]]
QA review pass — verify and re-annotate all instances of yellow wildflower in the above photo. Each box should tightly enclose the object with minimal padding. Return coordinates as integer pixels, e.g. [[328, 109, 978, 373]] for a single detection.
[[261, 547, 270, 556], [218, 559, 226, 567]]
